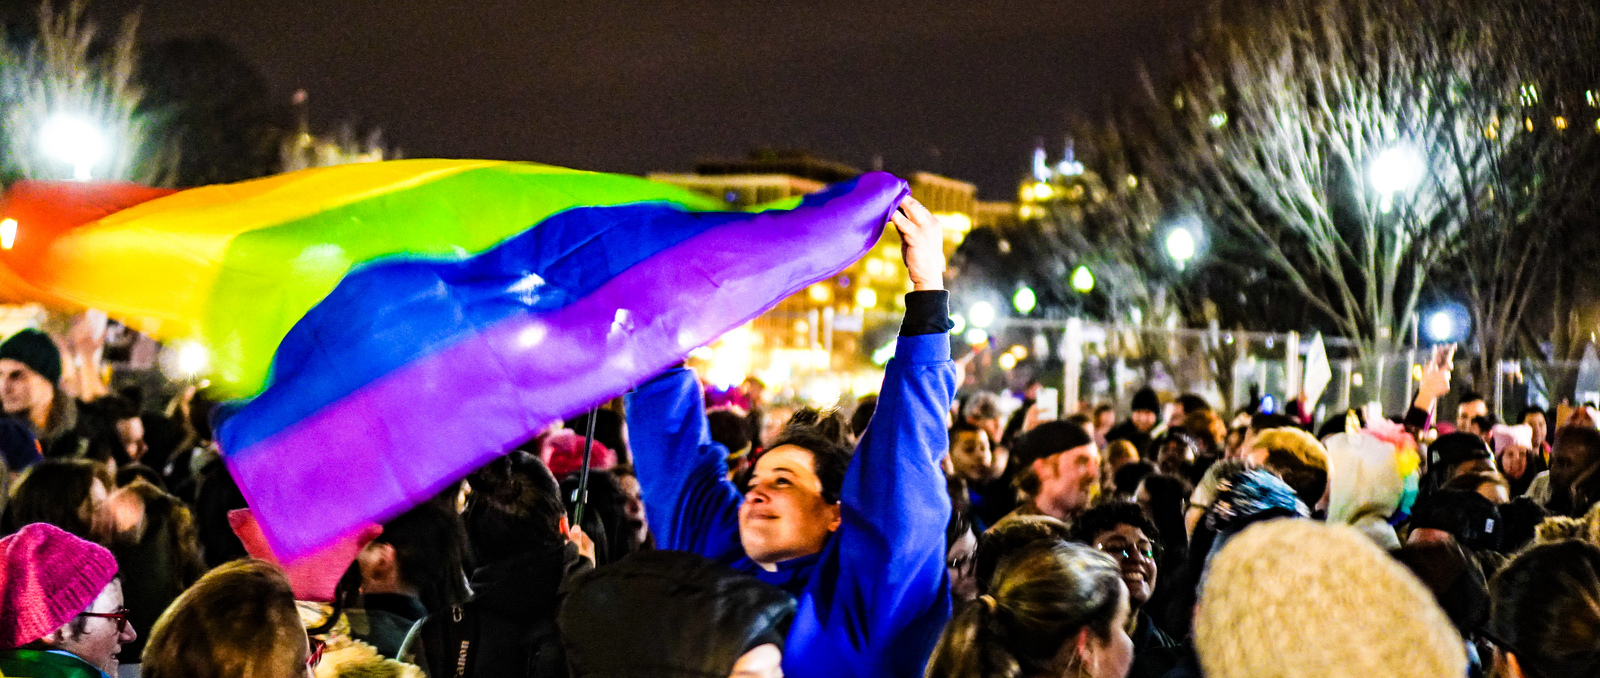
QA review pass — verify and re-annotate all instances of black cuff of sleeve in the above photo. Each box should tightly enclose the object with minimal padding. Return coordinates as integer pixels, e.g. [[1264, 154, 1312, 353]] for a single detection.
[[900, 290, 953, 336]]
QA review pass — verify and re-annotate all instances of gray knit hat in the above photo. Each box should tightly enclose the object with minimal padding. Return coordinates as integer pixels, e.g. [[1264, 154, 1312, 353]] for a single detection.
[[1194, 520, 1466, 678]]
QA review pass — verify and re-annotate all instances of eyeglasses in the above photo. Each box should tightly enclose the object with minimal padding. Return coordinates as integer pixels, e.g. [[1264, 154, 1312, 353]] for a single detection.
[[307, 638, 326, 669], [1094, 539, 1160, 561], [77, 607, 130, 634]]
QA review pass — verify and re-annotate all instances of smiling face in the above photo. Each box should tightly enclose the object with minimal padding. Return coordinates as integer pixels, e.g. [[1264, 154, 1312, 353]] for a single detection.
[[47, 579, 136, 676], [738, 445, 841, 569], [1091, 524, 1158, 610]]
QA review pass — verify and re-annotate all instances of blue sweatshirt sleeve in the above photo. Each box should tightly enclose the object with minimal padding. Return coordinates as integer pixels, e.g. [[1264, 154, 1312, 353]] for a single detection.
[[784, 329, 957, 678], [625, 367, 746, 564]]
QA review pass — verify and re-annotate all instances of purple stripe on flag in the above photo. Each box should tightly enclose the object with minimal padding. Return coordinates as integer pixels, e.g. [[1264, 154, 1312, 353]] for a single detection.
[[225, 172, 907, 558]]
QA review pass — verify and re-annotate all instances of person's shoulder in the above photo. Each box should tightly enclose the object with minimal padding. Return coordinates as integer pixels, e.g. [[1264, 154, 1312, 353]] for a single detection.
[[0, 649, 106, 678]]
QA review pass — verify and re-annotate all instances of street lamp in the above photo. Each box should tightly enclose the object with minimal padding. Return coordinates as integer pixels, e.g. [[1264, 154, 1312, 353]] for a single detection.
[[1426, 312, 1456, 344], [39, 115, 106, 181], [1423, 303, 1470, 343], [969, 301, 996, 329], [1167, 227, 1197, 270], [1370, 146, 1425, 213], [1070, 265, 1095, 293], [1012, 286, 1037, 314]]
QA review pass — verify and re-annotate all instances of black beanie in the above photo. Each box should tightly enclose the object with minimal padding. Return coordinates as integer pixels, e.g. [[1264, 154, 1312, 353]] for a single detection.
[[0, 329, 62, 385], [559, 550, 796, 677], [1013, 420, 1096, 469], [1131, 387, 1161, 414]]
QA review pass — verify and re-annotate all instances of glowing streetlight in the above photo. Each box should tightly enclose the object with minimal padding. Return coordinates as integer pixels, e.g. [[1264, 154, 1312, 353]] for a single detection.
[[969, 301, 996, 329], [1426, 308, 1473, 345], [1370, 146, 1425, 212], [1167, 227, 1197, 269], [1012, 286, 1037, 314], [1070, 265, 1095, 293], [855, 288, 878, 309], [964, 328, 989, 346], [998, 353, 1018, 370], [40, 115, 106, 181]]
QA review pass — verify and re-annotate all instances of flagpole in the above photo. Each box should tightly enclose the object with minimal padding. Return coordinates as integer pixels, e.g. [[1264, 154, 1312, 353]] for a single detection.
[[573, 407, 599, 528]]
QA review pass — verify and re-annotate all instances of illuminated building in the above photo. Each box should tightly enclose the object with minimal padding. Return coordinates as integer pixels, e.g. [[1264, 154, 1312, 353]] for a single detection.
[[650, 151, 1001, 405]]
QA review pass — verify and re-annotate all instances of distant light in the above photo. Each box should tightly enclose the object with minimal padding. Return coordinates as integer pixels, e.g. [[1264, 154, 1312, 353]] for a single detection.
[[1070, 265, 1095, 293], [864, 258, 887, 278], [0, 219, 15, 250], [998, 353, 1018, 370], [1032, 146, 1051, 182], [1167, 227, 1197, 264], [1351, 373, 1365, 388], [40, 115, 106, 181], [1427, 311, 1457, 343], [855, 288, 878, 309], [969, 302, 996, 329], [1125, 174, 1139, 189], [872, 339, 898, 366], [949, 313, 967, 334], [1370, 146, 1425, 198], [1012, 287, 1037, 314], [688, 346, 714, 361], [1056, 160, 1084, 176], [1209, 112, 1228, 128], [807, 284, 830, 303], [1009, 345, 1028, 360], [1032, 182, 1054, 200], [964, 328, 989, 346], [176, 342, 208, 376]]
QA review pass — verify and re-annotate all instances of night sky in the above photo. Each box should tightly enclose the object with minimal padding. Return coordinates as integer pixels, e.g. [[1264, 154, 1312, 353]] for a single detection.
[[94, 0, 1209, 198]]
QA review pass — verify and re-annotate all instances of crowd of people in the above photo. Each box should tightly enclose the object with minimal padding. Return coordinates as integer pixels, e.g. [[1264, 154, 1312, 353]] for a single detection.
[[1, 196, 1599, 678]]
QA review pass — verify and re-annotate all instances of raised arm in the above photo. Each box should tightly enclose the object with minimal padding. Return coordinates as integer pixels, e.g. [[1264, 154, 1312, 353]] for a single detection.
[[786, 197, 958, 678], [626, 366, 745, 563]]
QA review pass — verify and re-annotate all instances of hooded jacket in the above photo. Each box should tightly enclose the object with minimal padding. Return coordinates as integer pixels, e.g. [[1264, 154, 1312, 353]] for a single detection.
[[1325, 431, 1418, 550], [627, 292, 956, 678]]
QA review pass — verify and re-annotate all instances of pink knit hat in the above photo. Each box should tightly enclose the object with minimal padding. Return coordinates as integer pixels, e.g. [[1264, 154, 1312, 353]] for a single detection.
[[540, 429, 617, 479], [0, 523, 119, 648]]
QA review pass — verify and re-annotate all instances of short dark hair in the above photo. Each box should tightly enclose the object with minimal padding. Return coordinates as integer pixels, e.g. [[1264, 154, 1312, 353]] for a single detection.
[[1488, 540, 1600, 678], [740, 412, 853, 504], [464, 451, 567, 564], [1250, 413, 1298, 432], [1069, 501, 1161, 548], [5, 459, 110, 539], [1459, 391, 1486, 404], [962, 392, 1002, 422], [1519, 406, 1547, 421], [1472, 414, 1498, 431], [377, 500, 471, 613], [1175, 394, 1211, 414], [974, 515, 1071, 595], [850, 395, 878, 438], [707, 409, 752, 456], [1112, 460, 1157, 496]]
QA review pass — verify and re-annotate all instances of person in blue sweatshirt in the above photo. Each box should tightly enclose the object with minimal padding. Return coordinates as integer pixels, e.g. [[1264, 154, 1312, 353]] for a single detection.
[[627, 194, 956, 678]]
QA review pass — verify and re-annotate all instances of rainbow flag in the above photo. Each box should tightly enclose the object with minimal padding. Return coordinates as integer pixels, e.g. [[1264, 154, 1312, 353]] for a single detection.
[[0, 160, 906, 557]]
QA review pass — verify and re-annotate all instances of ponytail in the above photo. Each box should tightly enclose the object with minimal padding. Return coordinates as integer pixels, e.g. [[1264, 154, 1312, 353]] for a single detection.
[[926, 542, 1124, 678]]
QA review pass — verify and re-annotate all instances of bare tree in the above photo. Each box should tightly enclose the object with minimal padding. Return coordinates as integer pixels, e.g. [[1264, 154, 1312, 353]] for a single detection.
[[1430, 0, 1600, 392], [1144, 0, 1566, 370], [1, 1, 174, 184]]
